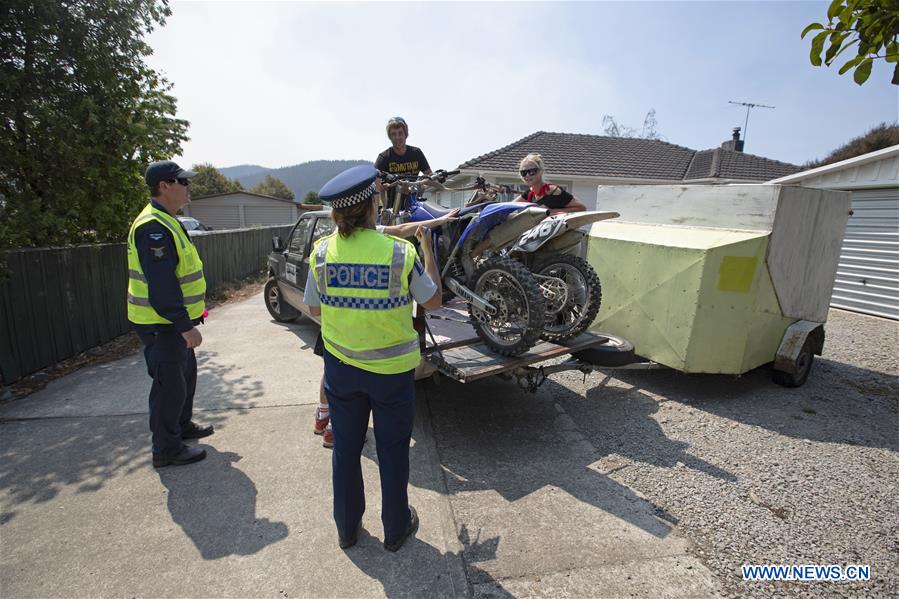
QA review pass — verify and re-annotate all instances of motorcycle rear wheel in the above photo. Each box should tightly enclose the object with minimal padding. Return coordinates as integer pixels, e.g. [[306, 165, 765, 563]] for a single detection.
[[533, 254, 602, 343], [468, 257, 545, 356]]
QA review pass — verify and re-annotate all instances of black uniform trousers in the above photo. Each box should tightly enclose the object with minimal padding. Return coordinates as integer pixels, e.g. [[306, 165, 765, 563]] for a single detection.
[[323, 347, 416, 544], [136, 328, 197, 457]]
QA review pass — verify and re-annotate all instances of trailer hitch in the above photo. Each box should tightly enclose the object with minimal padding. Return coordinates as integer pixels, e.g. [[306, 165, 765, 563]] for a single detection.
[[512, 360, 594, 393]]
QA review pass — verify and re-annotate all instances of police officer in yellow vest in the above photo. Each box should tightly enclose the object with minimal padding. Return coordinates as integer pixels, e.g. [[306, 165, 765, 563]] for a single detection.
[[304, 165, 442, 551], [128, 160, 214, 468]]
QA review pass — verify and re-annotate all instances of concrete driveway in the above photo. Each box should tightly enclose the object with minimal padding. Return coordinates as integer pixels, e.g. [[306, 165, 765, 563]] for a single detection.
[[2, 292, 894, 597]]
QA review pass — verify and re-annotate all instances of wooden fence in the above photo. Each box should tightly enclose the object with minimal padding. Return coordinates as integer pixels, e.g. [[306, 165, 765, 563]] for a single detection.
[[0, 225, 292, 384]]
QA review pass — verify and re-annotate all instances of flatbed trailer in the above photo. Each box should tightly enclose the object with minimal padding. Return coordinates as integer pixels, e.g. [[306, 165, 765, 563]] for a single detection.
[[419, 301, 640, 391]]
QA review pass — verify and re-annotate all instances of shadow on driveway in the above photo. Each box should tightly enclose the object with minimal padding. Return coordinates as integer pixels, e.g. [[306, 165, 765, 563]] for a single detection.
[[344, 524, 513, 598], [157, 446, 288, 559]]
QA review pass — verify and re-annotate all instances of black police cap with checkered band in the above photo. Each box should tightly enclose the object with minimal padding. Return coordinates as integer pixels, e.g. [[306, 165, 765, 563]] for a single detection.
[[319, 165, 378, 209]]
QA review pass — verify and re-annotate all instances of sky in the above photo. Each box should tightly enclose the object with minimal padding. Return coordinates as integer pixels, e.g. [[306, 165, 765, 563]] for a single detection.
[[146, 1, 899, 171]]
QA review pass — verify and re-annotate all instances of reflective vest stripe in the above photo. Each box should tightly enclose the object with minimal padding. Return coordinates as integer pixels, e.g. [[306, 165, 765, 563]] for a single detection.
[[130, 268, 203, 285], [388, 241, 404, 297], [314, 238, 329, 294], [128, 293, 151, 306], [179, 271, 204, 284], [128, 293, 205, 308], [326, 338, 420, 361]]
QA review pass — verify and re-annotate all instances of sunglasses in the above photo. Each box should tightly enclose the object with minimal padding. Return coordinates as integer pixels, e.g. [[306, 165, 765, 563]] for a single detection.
[[519, 168, 539, 177], [167, 178, 191, 186]]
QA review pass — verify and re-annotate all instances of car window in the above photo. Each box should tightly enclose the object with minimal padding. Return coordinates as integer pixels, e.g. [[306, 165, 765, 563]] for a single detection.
[[288, 216, 313, 257], [312, 217, 335, 243]]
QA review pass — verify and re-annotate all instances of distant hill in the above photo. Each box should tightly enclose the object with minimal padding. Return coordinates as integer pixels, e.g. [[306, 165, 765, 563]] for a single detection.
[[218, 164, 268, 179], [219, 160, 371, 201]]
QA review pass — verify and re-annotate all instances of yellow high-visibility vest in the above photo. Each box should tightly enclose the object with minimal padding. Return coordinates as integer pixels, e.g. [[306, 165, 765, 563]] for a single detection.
[[126, 203, 206, 324], [311, 228, 419, 374]]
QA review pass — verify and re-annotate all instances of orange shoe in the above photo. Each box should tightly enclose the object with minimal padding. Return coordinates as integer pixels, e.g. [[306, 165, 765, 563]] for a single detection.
[[314, 407, 329, 435], [322, 422, 334, 448]]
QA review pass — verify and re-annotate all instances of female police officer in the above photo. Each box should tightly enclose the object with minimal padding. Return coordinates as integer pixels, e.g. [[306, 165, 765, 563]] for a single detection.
[[303, 165, 442, 551]]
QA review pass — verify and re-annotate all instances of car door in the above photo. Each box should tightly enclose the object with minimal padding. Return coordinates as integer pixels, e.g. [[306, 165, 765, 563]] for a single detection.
[[280, 214, 314, 307], [307, 214, 336, 288]]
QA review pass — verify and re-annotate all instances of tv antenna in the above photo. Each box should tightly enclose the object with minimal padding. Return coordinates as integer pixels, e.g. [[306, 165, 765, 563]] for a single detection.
[[728, 100, 775, 148]]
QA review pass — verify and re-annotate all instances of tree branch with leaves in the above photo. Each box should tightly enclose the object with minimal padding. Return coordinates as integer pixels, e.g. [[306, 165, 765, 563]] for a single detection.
[[802, 0, 899, 85]]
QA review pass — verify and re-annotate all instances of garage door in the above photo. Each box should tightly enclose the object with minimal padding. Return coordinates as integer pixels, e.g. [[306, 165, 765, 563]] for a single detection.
[[831, 188, 899, 319]]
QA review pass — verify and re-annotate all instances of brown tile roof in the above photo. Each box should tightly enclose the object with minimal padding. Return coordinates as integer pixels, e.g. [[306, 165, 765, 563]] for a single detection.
[[459, 131, 801, 182]]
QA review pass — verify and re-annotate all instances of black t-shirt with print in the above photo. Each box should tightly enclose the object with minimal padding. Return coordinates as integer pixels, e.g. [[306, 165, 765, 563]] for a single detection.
[[375, 146, 431, 179], [517, 184, 574, 209]]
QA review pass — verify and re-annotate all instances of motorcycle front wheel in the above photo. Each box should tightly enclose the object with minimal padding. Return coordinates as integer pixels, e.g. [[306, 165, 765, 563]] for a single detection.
[[533, 254, 602, 343], [468, 257, 545, 356]]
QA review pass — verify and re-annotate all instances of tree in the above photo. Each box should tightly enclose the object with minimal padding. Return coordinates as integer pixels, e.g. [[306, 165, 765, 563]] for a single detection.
[[804, 121, 899, 167], [251, 175, 295, 201], [0, 0, 189, 251], [802, 0, 899, 86], [189, 163, 243, 197], [302, 190, 321, 205], [602, 109, 663, 140]]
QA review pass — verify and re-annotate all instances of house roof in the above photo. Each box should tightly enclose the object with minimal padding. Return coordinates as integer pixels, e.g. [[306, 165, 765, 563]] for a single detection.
[[190, 190, 298, 204], [458, 131, 802, 182], [769, 144, 899, 184]]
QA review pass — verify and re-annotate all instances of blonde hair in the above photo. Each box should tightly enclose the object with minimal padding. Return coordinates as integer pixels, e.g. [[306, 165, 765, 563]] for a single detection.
[[519, 153, 546, 182]]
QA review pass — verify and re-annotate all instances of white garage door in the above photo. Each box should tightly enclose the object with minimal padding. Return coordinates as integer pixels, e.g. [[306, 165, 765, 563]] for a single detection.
[[832, 188, 899, 320], [244, 205, 294, 225]]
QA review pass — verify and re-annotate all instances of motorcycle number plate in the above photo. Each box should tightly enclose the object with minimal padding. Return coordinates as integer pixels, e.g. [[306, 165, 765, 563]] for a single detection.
[[521, 218, 563, 244]]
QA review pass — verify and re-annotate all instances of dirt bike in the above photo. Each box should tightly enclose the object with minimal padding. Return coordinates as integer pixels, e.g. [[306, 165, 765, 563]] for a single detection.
[[507, 211, 617, 342], [448, 176, 619, 343], [378, 171, 550, 356]]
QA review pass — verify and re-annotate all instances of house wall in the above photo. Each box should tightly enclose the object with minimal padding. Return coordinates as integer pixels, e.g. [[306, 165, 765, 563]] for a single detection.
[[183, 193, 298, 229]]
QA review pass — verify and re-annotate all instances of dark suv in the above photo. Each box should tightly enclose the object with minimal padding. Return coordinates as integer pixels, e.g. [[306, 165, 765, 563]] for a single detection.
[[264, 209, 333, 322]]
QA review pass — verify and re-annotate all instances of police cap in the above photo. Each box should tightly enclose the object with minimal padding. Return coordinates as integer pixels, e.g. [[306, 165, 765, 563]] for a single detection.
[[145, 160, 197, 187], [319, 165, 378, 209]]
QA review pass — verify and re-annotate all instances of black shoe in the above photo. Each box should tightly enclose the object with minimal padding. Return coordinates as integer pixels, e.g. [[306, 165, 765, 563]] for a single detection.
[[339, 522, 362, 550], [384, 506, 419, 552], [181, 422, 214, 440], [153, 445, 207, 468]]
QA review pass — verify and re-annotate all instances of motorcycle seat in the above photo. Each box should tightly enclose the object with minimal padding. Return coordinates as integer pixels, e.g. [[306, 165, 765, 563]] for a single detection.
[[414, 201, 454, 219]]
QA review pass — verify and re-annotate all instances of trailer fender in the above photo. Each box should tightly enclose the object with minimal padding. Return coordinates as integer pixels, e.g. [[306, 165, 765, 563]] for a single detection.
[[774, 320, 824, 374]]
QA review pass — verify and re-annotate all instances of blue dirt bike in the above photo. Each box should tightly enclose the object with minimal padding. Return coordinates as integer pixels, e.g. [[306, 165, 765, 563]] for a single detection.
[[378, 171, 550, 356]]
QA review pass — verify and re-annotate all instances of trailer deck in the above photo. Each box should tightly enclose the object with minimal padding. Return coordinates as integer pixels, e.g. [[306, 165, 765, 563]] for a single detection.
[[422, 301, 612, 385]]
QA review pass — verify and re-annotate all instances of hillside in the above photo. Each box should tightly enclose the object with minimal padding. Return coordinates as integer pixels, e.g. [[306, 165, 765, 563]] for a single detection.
[[218, 164, 268, 179], [219, 159, 371, 200]]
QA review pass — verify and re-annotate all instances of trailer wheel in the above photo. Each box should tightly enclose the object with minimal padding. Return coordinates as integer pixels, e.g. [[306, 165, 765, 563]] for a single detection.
[[571, 334, 636, 367], [265, 278, 298, 323], [771, 337, 814, 387]]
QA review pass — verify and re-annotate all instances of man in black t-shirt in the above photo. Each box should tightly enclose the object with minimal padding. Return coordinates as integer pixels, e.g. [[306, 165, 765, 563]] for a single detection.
[[375, 116, 432, 183]]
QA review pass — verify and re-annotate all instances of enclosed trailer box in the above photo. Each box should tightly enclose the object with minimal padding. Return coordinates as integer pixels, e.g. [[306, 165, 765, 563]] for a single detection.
[[586, 184, 851, 384]]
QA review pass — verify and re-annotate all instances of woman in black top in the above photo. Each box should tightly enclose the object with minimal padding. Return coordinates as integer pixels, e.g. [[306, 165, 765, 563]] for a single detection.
[[516, 153, 586, 214]]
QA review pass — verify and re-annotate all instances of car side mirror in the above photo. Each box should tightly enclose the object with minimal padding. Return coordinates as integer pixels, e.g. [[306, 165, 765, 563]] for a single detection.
[[272, 236, 284, 252]]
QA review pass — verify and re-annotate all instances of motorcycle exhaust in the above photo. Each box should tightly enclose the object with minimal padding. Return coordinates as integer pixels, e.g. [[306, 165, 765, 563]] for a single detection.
[[473, 207, 550, 256], [445, 277, 497, 315]]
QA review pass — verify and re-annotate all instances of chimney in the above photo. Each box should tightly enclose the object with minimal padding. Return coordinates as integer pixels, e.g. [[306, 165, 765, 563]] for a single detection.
[[721, 127, 744, 152]]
